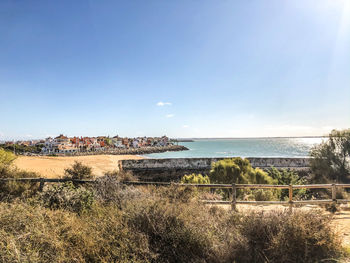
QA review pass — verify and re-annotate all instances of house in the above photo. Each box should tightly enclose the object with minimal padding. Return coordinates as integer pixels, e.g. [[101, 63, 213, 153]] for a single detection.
[[122, 138, 130, 148], [42, 134, 78, 154], [40, 134, 172, 154], [112, 137, 124, 148], [132, 138, 140, 148]]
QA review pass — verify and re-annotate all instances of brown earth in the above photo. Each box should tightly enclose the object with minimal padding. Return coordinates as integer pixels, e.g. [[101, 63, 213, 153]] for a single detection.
[[14, 155, 144, 178]]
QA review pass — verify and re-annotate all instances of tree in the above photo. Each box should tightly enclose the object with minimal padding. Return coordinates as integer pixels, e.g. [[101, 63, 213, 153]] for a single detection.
[[209, 158, 275, 185], [0, 148, 16, 166], [310, 129, 350, 183], [267, 167, 306, 200]]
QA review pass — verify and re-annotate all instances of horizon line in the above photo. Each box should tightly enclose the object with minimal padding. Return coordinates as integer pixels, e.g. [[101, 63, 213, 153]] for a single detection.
[[175, 135, 328, 140]]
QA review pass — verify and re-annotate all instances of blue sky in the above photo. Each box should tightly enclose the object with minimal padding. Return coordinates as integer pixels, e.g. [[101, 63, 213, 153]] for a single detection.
[[0, 0, 349, 139]]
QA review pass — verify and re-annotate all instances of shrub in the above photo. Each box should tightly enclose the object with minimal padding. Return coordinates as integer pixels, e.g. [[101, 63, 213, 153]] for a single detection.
[[38, 182, 94, 214], [64, 161, 93, 180], [209, 158, 276, 185], [267, 167, 306, 200], [0, 160, 40, 202], [0, 189, 345, 263], [126, 198, 215, 263], [245, 189, 276, 201], [230, 209, 343, 262], [0, 202, 152, 263], [94, 174, 145, 207], [153, 184, 197, 203], [209, 158, 277, 200], [181, 173, 210, 184], [104, 169, 137, 182]]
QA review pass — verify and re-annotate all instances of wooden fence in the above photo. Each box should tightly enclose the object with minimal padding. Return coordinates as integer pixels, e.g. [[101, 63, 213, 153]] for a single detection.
[[1, 178, 350, 211]]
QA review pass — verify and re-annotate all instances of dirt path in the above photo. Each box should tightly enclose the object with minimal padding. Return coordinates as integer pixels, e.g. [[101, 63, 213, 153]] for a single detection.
[[14, 155, 144, 178], [332, 209, 350, 248]]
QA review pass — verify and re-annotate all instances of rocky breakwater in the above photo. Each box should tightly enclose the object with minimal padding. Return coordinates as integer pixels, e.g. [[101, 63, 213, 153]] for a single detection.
[[119, 157, 310, 181], [41, 145, 189, 157]]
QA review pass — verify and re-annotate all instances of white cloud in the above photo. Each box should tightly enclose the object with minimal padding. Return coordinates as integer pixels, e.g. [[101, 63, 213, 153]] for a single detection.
[[166, 114, 175, 118], [183, 125, 189, 128], [157, 101, 172, 106]]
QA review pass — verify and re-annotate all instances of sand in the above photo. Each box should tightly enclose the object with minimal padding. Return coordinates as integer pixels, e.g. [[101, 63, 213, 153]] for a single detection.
[[14, 155, 144, 178]]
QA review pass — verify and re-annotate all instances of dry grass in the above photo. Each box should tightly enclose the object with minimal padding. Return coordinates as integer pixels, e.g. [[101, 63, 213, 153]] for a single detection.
[[0, 184, 346, 263]]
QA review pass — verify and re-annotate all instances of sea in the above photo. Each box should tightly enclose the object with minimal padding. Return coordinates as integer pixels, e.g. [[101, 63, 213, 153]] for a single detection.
[[143, 137, 326, 159]]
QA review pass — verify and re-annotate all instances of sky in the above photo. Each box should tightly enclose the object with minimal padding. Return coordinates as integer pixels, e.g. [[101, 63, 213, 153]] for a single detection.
[[0, 0, 349, 140]]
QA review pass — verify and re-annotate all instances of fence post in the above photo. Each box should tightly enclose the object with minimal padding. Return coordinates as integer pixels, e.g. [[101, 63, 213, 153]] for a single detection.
[[231, 183, 237, 211], [288, 184, 293, 213], [39, 178, 45, 192], [332, 183, 337, 206]]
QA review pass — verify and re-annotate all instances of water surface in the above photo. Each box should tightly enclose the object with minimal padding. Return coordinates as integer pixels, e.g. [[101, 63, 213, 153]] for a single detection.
[[143, 137, 325, 158]]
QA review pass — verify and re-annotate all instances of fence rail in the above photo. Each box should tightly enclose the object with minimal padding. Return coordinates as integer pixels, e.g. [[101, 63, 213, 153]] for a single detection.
[[1, 178, 350, 210]]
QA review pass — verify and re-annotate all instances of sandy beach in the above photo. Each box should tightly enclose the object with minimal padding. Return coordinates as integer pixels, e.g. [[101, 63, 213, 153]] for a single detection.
[[14, 155, 144, 178]]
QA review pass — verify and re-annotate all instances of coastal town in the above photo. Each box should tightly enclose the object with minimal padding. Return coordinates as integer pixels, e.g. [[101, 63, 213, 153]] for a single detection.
[[1, 135, 186, 155]]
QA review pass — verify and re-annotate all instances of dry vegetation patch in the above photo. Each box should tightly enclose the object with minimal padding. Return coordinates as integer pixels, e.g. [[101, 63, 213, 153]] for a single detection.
[[0, 184, 347, 263]]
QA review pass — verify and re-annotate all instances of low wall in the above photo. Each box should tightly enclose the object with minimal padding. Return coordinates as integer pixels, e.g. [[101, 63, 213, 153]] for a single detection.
[[120, 157, 310, 181]]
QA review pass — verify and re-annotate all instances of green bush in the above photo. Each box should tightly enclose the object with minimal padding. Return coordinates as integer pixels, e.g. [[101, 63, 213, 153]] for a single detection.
[[38, 182, 94, 214], [209, 158, 276, 185], [267, 167, 306, 200], [64, 161, 94, 180], [181, 173, 210, 184], [209, 158, 277, 200]]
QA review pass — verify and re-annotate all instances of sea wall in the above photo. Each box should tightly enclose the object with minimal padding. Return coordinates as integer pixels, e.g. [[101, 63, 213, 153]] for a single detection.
[[119, 157, 310, 181]]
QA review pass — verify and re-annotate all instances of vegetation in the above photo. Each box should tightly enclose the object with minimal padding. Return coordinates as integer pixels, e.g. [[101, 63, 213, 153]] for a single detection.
[[267, 167, 306, 200], [0, 148, 39, 201], [181, 173, 210, 184], [0, 152, 347, 262], [209, 157, 276, 185], [64, 161, 94, 180], [38, 182, 94, 214], [0, 148, 17, 165], [310, 129, 350, 183], [208, 158, 279, 200], [0, 184, 345, 263], [0, 143, 44, 154]]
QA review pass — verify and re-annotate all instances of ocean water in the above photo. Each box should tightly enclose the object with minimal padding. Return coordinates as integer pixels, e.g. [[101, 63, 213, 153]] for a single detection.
[[143, 137, 326, 158]]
